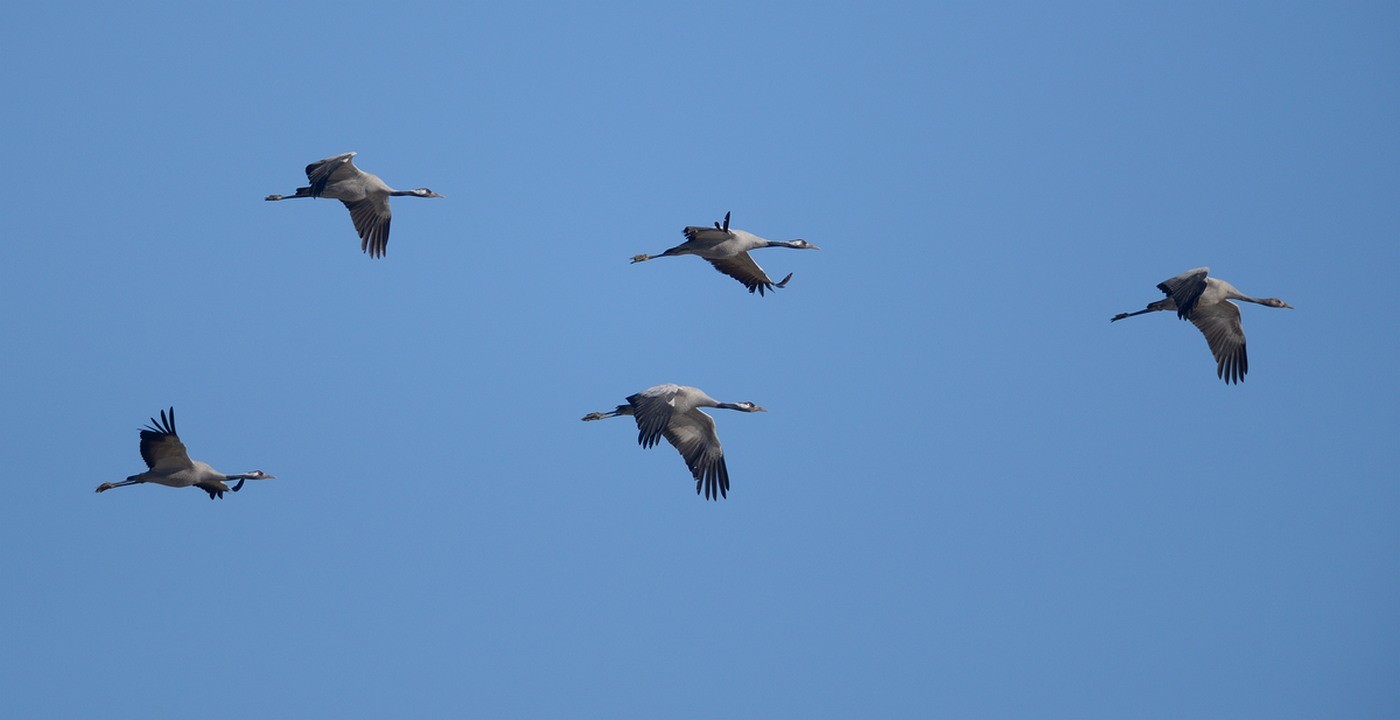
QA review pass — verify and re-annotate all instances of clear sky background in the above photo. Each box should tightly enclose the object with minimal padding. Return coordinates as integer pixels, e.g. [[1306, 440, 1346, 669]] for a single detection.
[[2, 2, 1397, 718]]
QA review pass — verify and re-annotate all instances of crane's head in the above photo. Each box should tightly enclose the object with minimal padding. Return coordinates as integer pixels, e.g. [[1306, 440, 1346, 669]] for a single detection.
[[735, 402, 768, 413], [242, 470, 276, 480], [787, 239, 820, 250], [411, 188, 444, 198], [1263, 298, 1293, 309]]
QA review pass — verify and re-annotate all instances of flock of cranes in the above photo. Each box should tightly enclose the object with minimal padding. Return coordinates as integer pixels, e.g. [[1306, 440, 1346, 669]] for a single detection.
[[95, 153, 1295, 501]]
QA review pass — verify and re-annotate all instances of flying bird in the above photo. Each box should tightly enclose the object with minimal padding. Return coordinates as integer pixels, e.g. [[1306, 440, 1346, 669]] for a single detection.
[[1111, 267, 1293, 384], [582, 384, 767, 500], [265, 152, 442, 258], [96, 407, 275, 500], [631, 211, 819, 295]]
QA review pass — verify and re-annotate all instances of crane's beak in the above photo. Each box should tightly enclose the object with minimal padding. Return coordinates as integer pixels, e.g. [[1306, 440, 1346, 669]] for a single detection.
[[808, 244, 822, 250], [431, 192, 445, 198]]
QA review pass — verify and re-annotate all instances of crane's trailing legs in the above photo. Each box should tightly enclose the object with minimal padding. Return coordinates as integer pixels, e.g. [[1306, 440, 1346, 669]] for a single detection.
[[582, 406, 632, 422], [1111, 299, 1177, 322], [264, 189, 315, 201], [95, 478, 142, 493]]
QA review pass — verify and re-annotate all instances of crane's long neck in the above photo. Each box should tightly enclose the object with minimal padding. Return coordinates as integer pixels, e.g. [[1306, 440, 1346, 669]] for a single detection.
[[388, 189, 414, 196], [765, 240, 803, 249], [714, 402, 749, 411]]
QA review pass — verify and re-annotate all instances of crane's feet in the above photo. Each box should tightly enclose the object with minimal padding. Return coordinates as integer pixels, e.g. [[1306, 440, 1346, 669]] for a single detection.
[[582, 412, 607, 421], [630, 254, 651, 264], [95, 483, 115, 493]]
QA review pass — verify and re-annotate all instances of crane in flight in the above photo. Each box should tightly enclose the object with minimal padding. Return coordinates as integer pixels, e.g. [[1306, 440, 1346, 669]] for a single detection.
[[582, 384, 767, 500], [631, 212, 818, 295], [96, 407, 275, 500], [266, 152, 442, 258], [1112, 267, 1293, 384]]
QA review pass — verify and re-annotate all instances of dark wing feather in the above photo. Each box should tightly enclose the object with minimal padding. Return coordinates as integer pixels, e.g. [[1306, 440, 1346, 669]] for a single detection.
[[627, 388, 680, 449], [139, 407, 193, 471], [1189, 302, 1248, 384], [194, 481, 230, 500], [304, 153, 359, 197], [664, 410, 729, 500], [682, 225, 733, 246], [708, 253, 788, 295], [343, 198, 392, 258], [1158, 267, 1210, 320]]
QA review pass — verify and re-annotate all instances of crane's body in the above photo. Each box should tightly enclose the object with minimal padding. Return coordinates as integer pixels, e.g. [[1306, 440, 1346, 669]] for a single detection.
[[96, 407, 274, 500], [582, 384, 767, 500], [1112, 267, 1293, 384], [631, 211, 818, 295], [266, 152, 442, 258]]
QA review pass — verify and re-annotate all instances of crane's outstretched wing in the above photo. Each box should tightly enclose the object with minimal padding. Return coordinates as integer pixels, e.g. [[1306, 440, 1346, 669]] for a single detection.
[[681, 225, 734, 250], [627, 385, 683, 449], [665, 409, 729, 500], [1189, 301, 1248, 384], [139, 407, 194, 472], [680, 210, 732, 247], [194, 478, 242, 500], [304, 153, 361, 196], [1158, 267, 1210, 319], [343, 197, 392, 258], [707, 253, 792, 296]]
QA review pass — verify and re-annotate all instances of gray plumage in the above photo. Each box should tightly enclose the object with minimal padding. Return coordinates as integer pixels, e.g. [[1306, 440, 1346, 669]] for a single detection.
[[1112, 267, 1293, 384], [581, 384, 767, 500], [95, 407, 275, 500], [631, 211, 819, 295], [266, 152, 443, 258]]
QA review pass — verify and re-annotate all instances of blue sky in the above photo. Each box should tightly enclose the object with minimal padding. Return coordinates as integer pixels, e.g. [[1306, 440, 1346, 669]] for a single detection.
[[2, 2, 1397, 717]]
